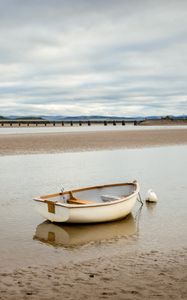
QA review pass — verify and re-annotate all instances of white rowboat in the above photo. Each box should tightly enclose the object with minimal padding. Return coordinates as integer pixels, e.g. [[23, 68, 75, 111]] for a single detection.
[[33, 181, 140, 223]]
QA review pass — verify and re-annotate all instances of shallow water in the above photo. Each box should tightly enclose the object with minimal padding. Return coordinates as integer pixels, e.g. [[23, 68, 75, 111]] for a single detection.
[[0, 146, 186, 270], [0, 124, 186, 135]]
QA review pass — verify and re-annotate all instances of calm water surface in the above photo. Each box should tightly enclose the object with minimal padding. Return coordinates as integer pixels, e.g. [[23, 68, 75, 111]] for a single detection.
[[0, 124, 186, 135], [0, 146, 186, 270]]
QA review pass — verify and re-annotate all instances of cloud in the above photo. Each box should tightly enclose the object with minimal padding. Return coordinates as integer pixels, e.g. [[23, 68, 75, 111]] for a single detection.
[[0, 0, 187, 116]]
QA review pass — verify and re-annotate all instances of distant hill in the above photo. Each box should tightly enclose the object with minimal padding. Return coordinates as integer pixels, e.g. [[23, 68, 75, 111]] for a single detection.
[[6, 116, 46, 121], [41, 115, 146, 121], [1, 114, 187, 121], [41, 115, 187, 121], [15, 116, 45, 121]]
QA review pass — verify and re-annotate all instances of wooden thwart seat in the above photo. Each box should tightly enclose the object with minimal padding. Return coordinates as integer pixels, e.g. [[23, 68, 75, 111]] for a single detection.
[[67, 191, 94, 205], [67, 198, 93, 205]]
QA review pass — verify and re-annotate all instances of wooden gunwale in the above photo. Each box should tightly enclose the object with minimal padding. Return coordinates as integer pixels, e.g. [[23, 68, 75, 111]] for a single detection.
[[40, 182, 135, 199], [34, 182, 139, 209]]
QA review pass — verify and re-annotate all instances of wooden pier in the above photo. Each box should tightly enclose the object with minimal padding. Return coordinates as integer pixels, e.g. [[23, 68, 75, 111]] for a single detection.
[[0, 120, 142, 127]]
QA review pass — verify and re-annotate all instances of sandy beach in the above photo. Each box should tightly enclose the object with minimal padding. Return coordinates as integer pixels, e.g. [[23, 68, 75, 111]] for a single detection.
[[0, 128, 187, 155], [0, 128, 187, 300], [0, 249, 186, 300]]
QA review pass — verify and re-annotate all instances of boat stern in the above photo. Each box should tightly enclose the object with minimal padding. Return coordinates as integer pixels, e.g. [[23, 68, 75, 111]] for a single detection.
[[33, 198, 69, 222]]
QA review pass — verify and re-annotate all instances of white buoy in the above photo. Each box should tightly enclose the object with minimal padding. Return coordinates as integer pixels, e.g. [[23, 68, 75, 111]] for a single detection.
[[145, 189, 158, 203]]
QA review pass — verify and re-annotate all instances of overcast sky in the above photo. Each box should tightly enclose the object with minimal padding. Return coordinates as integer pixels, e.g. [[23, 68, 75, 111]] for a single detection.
[[0, 0, 187, 116]]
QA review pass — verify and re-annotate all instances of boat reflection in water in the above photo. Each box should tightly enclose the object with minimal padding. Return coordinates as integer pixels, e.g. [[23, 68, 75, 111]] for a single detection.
[[33, 214, 137, 248]]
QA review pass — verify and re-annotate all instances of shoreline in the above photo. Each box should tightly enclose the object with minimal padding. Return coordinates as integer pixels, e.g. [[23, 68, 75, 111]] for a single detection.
[[0, 128, 187, 156]]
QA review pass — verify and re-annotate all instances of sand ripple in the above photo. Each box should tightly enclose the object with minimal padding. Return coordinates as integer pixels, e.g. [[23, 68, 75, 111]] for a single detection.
[[0, 250, 186, 300]]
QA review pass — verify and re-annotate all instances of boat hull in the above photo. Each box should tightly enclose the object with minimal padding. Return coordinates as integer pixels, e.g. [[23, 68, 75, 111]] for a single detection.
[[34, 182, 140, 223], [35, 194, 137, 223]]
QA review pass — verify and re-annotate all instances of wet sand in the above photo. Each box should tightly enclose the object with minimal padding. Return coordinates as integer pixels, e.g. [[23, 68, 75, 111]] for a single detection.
[[0, 128, 187, 155], [0, 250, 186, 300]]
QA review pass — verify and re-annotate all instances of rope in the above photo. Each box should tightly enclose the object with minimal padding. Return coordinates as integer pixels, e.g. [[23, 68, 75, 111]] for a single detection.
[[137, 192, 144, 205]]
